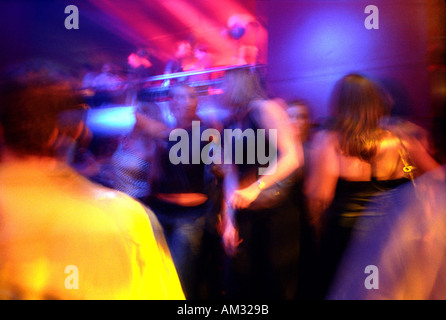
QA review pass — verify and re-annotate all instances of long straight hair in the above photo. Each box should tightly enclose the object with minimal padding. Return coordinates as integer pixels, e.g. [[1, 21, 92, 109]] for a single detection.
[[223, 67, 267, 111], [330, 73, 391, 161]]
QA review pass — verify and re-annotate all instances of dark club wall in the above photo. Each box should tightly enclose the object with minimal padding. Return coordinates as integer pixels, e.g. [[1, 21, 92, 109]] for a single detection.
[[262, 0, 443, 129]]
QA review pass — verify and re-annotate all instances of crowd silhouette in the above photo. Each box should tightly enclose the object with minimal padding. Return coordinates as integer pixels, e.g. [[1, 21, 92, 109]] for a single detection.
[[0, 58, 445, 300]]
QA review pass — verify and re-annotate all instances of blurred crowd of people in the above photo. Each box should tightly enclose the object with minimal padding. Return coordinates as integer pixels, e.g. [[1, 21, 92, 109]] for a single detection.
[[0, 56, 445, 300], [79, 34, 263, 109]]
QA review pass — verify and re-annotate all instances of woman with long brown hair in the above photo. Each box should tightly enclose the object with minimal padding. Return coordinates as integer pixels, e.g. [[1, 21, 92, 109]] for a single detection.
[[305, 73, 440, 299]]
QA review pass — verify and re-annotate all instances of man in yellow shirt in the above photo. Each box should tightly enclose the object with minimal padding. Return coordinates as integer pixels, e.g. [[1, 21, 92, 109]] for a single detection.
[[0, 61, 184, 300]]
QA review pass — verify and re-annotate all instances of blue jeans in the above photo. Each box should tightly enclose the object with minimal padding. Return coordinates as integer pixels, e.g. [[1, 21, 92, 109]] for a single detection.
[[147, 197, 207, 299]]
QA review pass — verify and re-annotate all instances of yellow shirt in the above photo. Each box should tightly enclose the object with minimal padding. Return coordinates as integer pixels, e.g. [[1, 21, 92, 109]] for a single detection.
[[0, 158, 185, 300]]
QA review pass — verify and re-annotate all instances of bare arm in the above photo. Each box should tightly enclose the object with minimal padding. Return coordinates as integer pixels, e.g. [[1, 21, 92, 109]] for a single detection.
[[304, 131, 339, 233], [255, 99, 303, 187], [403, 136, 441, 176], [386, 120, 441, 177], [229, 99, 303, 210], [221, 163, 244, 256]]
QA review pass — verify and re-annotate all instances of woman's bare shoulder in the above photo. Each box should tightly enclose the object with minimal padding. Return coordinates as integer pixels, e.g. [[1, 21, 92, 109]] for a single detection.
[[378, 130, 401, 151]]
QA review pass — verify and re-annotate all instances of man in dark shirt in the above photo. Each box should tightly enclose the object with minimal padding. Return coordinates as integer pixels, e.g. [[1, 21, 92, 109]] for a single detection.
[[146, 84, 217, 299]]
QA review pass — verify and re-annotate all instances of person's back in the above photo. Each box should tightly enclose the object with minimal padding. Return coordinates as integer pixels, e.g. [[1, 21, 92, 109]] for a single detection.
[[337, 131, 405, 181], [316, 129, 406, 179], [313, 129, 411, 234], [305, 73, 439, 299], [307, 129, 410, 225], [0, 60, 184, 300], [305, 75, 428, 227], [0, 157, 184, 300]]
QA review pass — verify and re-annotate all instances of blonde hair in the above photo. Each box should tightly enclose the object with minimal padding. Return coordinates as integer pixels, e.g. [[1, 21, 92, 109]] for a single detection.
[[223, 67, 266, 109]]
